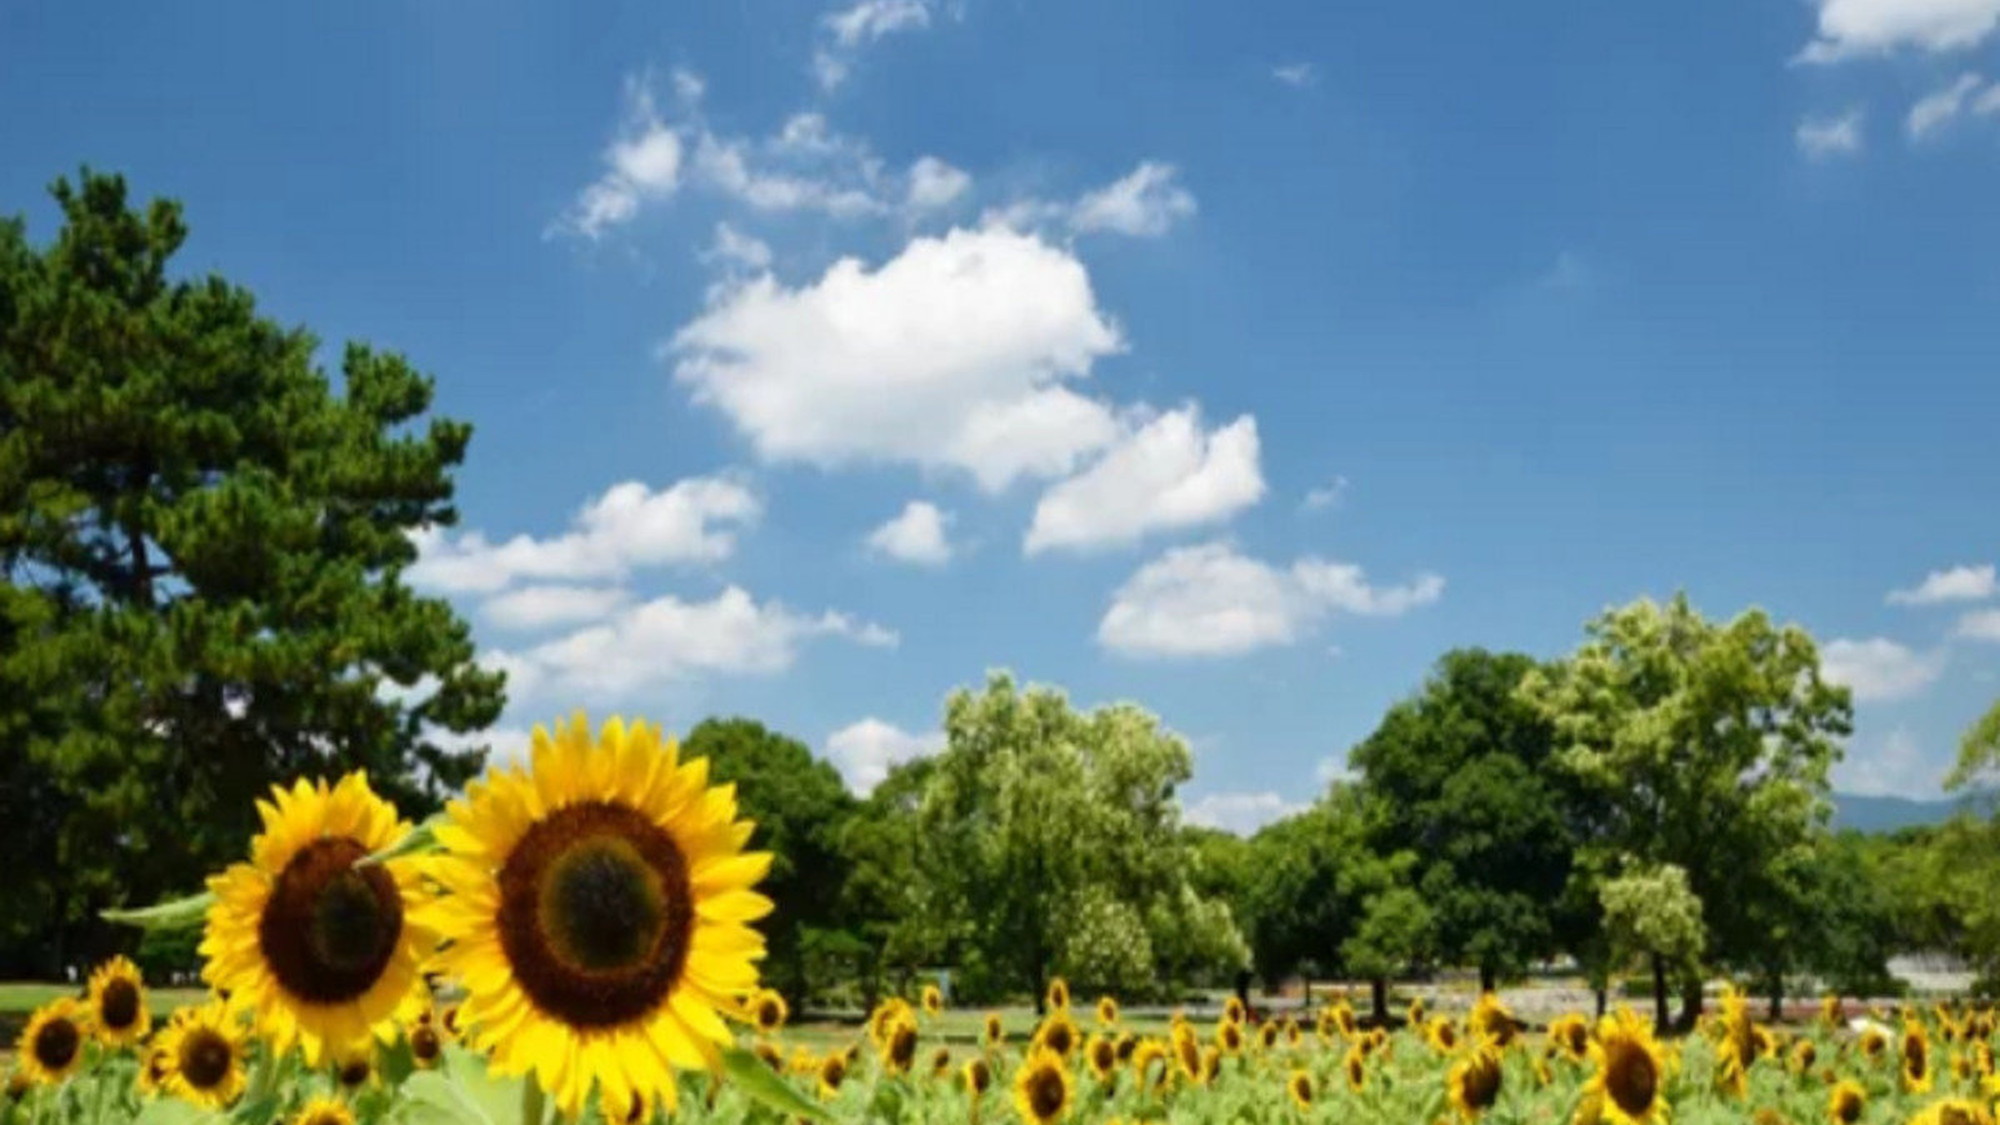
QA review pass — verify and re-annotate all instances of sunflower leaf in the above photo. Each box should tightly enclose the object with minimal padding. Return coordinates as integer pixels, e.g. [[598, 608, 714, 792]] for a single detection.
[[101, 891, 215, 931], [401, 1071, 497, 1125], [720, 1046, 830, 1122], [360, 815, 443, 867], [133, 1097, 217, 1125]]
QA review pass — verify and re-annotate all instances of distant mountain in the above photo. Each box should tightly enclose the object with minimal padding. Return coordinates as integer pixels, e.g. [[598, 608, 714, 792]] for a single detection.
[[1831, 790, 1995, 834]]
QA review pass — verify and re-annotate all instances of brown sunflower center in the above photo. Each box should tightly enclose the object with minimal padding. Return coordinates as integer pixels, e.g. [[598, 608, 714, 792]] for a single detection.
[[497, 801, 693, 1029], [1940, 1106, 1979, 1125], [1905, 1035, 1927, 1078], [1462, 1054, 1502, 1110], [260, 837, 404, 1004], [179, 1029, 233, 1090], [411, 1026, 441, 1062], [1291, 1074, 1314, 1104], [1834, 1092, 1861, 1124], [888, 1023, 918, 1070], [1025, 1065, 1067, 1121], [337, 1059, 371, 1087], [1606, 1043, 1657, 1116], [969, 1060, 990, 1091], [100, 979, 142, 1030], [755, 998, 781, 1029], [32, 1017, 81, 1071], [1044, 1022, 1074, 1055], [1092, 1041, 1115, 1071], [820, 1058, 846, 1088], [303, 1112, 349, 1125]]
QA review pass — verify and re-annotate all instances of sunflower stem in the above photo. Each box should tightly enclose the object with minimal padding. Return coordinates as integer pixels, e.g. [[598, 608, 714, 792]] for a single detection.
[[520, 1073, 546, 1125]]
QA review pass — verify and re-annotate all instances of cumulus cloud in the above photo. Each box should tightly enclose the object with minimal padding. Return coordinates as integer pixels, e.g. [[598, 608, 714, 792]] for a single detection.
[[1097, 541, 1444, 658], [482, 585, 631, 630], [1272, 63, 1317, 88], [1183, 791, 1306, 835], [816, 0, 933, 90], [906, 155, 972, 211], [556, 78, 684, 239], [1820, 637, 1947, 702], [825, 718, 945, 794], [1797, 111, 1866, 157], [429, 725, 536, 769], [407, 477, 760, 594], [1024, 407, 1265, 554], [702, 222, 773, 271], [1908, 73, 1987, 138], [672, 226, 1126, 491], [1798, 0, 2000, 61], [1836, 726, 1947, 799], [1954, 609, 2000, 641], [1302, 476, 1349, 513], [866, 501, 954, 565], [1889, 564, 1996, 605], [1069, 162, 1198, 237], [492, 587, 895, 703]]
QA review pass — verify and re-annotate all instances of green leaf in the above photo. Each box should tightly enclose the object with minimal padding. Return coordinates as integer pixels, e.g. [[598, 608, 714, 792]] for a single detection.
[[721, 1046, 830, 1122], [361, 816, 443, 868], [103, 891, 216, 931], [134, 1098, 218, 1125], [437, 1045, 524, 1125], [400, 1072, 496, 1125]]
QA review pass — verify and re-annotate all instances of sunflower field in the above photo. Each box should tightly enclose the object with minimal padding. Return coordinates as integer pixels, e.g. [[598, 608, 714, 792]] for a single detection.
[[8, 713, 2000, 1125]]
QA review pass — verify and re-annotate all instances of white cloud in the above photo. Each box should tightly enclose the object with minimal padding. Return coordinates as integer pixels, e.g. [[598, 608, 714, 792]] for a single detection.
[[907, 156, 972, 211], [1316, 756, 1354, 786], [1069, 162, 1198, 238], [1820, 637, 1947, 701], [497, 587, 896, 702], [482, 585, 630, 630], [690, 131, 889, 219], [1954, 608, 2000, 641], [1908, 73, 1987, 138], [703, 222, 773, 271], [1272, 62, 1317, 88], [407, 477, 760, 594], [1797, 111, 1866, 157], [1097, 541, 1444, 659], [1025, 407, 1265, 554], [825, 718, 944, 794], [430, 725, 536, 769], [1302, 476, 1349, 512], [816, 0, 934, 90], [1183, 791, 1305, 835], [672, 226, 1126, 491], [1889, 564, 1996, 605], [866, 501, 954, 565], [1836, 726, 1946, 799], [558, 79, 684, 239], [1978, 85, 2000, 113], [1798, 0, 2000, 60]]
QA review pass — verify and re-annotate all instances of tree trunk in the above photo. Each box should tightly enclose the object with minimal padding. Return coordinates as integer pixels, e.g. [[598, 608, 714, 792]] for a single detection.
[[1479, 963, 1496, 995], [1768, 972, 1784, 1025], [1678, 973, 1704, 1032], [1595, 984, 1608, 1020], [1031, 962, 1046, 1017], [1651, 953, 1670, 1035], [1371, 976, 1388, 1025]]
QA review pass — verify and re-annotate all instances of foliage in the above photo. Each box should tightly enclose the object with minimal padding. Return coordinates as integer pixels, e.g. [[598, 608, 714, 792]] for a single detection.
[[0, 170, 501, 974]]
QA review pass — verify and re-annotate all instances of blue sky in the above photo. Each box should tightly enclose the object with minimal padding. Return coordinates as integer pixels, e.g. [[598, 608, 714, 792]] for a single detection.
[[6, 0, 2000, 831]]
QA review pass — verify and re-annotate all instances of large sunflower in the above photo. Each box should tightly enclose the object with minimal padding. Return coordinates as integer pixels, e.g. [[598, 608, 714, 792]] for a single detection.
[[87, 956, 151, 1047], [1826, 1081, 1864, 1125], [1587, 1008, 1666, 1125], [1909, 1099, 1994, 1125], [1013, 1048, 1072, 1124], [158, 1002, 248, 1110], [418, 714, 774, 1118], [1470, 993, 1519, 1048], [15, 998, 87, 1086], [1905, 1019, 1935, 1094], [881, 1015, 919, 1075], [1448, 1046, 1505, 1120], [201, 772, 431, 1065]]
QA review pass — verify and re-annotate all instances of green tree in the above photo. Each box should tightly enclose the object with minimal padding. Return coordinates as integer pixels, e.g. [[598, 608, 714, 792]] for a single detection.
[[1342, 886, 1435, 1024], [1599, 864, 1705, 1033], [1348, 648, 1577, 993], [680, 717, 858, 1007], [837, 758, 946, 1008], [916, 672, 1243, 1006], [1518, 593, 1851, 1029], [0, 170, 503, 973]]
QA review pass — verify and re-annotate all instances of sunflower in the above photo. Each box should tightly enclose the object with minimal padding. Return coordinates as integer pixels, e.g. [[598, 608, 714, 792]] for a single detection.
[[86, 956, 151, 1047], [882, 1014, 920, 1074], [292, 1096, 357, 1125], [1909, 1099, 1995, 1125], [1285, 1017, 1302, 1047], [931, 1045, 953, 1078], [332, 1043, 376, 1091], [418, 714, 775, 1119], [1587, 1008, 1665, 1125], [1789, 1039, 1816, 1075], [816, 1053, 847, 1099], [1173, 1029, 1203, 1085], [1550, 1013, 1591, 1063], [1131, 1039, 1170, 1090], [201, 772, 433, 1065], [921, 984, 943, 1017], [750, 988, 788, 1034], [1037, 1010, 1081, 1059], [1115, 1032, 1137, 1061], [1087, 1035, 1118, 1084], [16, 998, 88, 1085], [1216, 1018, 1244, 1056], [1906, 1019, 1936, 1094], [1259, 1021, 1280, 1050], [964, 1056, 992, 1095], [1046, 978, 1071, 1012], [1014, 1049, 1073, 1124], [158, 1002, 247, 1109], [1096, 995, 1119, 1026], [1826, 1078, 1865, 1124], [1860, 1027, 1888, 1060], [984, 1012, 1005, 1048], [438, 1002, 464, 1041], [1344, 1044, 1367, 1092], [408, 1017, 443, 1069], [1331, 1001, 1356, 1037], [1821, 994, 1842, 1029], [1287, 1070, 1314, 1111], [1199, 1046, 1222, 1085], [136, 1045, 170, 1097], [871, 997, 915, 1048], [1448, 1046, 1505, 1120], [1410, 996, 1428, 1026], [1430, 1016, 1461, 1053], [1470, 993, 1518, 1048], [753, 1041, 783, 1071]]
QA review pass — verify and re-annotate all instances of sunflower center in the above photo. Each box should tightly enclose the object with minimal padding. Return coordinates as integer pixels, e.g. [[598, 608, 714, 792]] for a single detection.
[[1026, 1066, 1066, 1120], [180, 1029, 233, 1089], [338, 1059, 371, 1087], [497, 801, 694, 1030], [1606, 1044, 1657, 1115], [32, 1017, 80, 1071], [100, 979, 141, 1030], [1463, 1055, 1502, 1109], [1906, 1037, 1927, 1077], [261, 837, 404, 1004], [411, 1027, 441, 1062]]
